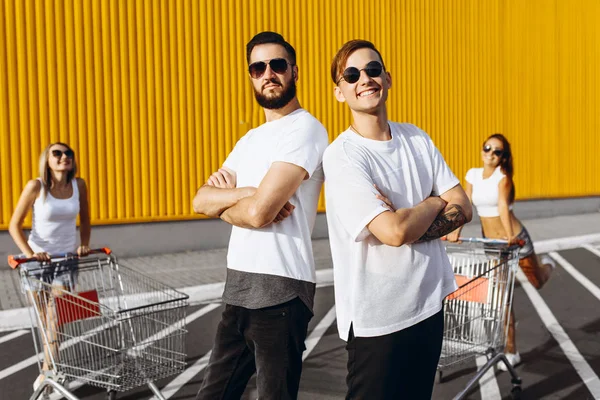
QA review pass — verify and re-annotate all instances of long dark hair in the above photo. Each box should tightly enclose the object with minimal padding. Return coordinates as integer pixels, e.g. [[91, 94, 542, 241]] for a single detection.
[[485, 133, 515, 204]]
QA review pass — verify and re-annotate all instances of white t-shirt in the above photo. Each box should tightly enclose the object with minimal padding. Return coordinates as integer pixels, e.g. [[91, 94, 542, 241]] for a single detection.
[[223, 108, 329, 283], [28, 178, 80, 255], [323, 122, 459, 341], [465, 167, 512, 217]]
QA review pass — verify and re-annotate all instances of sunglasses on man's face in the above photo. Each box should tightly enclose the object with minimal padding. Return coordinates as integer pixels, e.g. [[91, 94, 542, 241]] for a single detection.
[[483, 145, 504, 157], [51, 149, 75, 159], [337, 61, 384, 85], [248, 58, 292, 79]]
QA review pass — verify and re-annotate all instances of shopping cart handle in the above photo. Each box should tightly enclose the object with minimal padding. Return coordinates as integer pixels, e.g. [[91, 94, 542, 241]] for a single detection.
[[7, 247, 112, 269], [442, 237, 525, 247]]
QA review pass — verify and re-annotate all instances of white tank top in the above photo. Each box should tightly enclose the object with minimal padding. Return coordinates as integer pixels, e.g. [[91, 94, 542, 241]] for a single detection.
[[465, 167, 513, 217], [28, 178, 80, 255]]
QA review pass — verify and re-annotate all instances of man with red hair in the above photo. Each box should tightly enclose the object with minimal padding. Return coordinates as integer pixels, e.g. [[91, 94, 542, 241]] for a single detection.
[[324, 39, 472, 399]]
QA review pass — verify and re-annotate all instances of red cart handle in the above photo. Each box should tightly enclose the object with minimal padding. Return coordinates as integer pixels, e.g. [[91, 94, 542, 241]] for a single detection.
[[7, 247, 112, 269]]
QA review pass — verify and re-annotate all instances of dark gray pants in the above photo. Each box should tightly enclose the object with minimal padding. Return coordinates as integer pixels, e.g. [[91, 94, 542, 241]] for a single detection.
[[196, 297, 312, 400], [345, 307, 444, 400]]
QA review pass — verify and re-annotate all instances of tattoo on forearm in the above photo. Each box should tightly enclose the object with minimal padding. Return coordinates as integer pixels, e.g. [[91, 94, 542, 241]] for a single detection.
[[416, 205, 468, 243]]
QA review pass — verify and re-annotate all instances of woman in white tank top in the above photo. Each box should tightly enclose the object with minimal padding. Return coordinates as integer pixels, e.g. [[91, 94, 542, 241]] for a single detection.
[[445, 133, 554, 371], [8, 142, 91, 390]]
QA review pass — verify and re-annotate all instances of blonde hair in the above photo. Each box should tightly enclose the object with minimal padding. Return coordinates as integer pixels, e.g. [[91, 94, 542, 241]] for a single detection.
[[39, 142, 77, 197]]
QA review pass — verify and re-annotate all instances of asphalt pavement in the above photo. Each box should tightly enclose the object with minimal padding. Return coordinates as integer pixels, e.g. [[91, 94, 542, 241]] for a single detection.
[[1, 212, 600, 399]]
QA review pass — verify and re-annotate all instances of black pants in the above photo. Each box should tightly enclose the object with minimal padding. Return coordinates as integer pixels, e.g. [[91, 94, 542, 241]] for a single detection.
[[196, 297, 312, 400], [346, 307, 444, 400]]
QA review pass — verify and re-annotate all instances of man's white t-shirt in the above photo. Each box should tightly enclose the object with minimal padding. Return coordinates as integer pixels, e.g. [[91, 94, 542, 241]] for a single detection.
[[223, 108, 329, 284], [323, 122, 459, 341]]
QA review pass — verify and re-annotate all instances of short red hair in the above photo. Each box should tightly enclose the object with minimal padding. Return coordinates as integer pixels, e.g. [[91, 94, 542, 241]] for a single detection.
[[330, 40, 386, 84]]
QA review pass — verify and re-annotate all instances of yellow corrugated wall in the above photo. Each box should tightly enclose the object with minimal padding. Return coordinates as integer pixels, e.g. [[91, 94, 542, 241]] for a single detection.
[[1, 0, 599, 229]]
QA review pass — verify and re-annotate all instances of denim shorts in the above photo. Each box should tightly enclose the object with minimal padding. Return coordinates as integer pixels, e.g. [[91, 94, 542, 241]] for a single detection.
[[482, 226, 535, 259], [514, 227, 535, 259], [19, 259, 78, 293]]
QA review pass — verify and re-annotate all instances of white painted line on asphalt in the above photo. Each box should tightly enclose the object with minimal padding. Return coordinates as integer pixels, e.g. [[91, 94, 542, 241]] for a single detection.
[[129, 303, 220, 355], [475, 355, 501, 400], [516, 268, 600, 398], [5, 233, 599, 332], [149, 304, 337, 400], [0, 329, 28, 344], [0, 306, 35, 332], [0, 319, 119, 381], [583, 244, 600, 259], [47, 370, 106, 400], [315, 269, 334, 289], [49, 304, 221, 399], [550, 252, 600, 302], [534, 233, 600, 254], [303, 305, 337, 361], [148, 351, 212, 400], [0, 303, 220, 384]]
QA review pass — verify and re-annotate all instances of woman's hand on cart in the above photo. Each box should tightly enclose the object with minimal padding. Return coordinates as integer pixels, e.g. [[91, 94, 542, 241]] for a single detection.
[[506, 235, 522, 246], [29, 252, 51, 262], [8, 247, 112, 269], [77, 245, 91, 256]]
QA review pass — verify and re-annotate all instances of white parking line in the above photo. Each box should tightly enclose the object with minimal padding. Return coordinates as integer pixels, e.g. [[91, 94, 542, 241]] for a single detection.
[[516, 268, 600, 398], [149, 305, 337, 399], [128, 303, 220, 357], [0, 302, 220, 389], [0, 330, 28, 345], [149, 351, 212, 400], [583, 244, 600, 259], [0, 319, 119, 380], [475, 355, 501, 400], [303, 305, 337, 361], [549, 252, 600, 302], [46, 303, 220, 399]]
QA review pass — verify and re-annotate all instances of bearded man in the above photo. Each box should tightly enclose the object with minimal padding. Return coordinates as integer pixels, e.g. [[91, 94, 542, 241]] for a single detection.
[[192, 31, 328, 400]]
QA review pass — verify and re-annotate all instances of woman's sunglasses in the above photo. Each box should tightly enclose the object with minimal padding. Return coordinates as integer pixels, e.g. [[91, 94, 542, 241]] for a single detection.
[[337, 61, 384, 85], [51, 149, 75, 159], [483, 145, 504, 157], [248, 58, 292, 79]]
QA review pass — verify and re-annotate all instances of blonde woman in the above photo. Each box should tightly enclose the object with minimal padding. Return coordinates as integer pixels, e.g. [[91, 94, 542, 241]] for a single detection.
[[9, 142, 91, 390], [447, 133, 554, 370]]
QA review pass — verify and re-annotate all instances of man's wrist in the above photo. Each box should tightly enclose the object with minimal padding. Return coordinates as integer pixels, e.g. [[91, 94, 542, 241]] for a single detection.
[[429, 196, 446, 211], [241, 186, 257, 199]]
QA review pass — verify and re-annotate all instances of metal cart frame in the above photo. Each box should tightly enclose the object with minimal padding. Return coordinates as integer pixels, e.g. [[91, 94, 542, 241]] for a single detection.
[[9, 249, 189, 400]]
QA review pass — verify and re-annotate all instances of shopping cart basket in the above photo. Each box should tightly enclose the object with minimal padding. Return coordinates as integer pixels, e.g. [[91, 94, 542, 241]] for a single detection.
[[8, 248, 189, 400], [438, 238, 523, 399]]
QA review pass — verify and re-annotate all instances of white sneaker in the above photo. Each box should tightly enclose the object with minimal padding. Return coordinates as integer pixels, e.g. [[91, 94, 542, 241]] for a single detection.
[[498, 352, 521, 371], [541, 254, 556, 270]]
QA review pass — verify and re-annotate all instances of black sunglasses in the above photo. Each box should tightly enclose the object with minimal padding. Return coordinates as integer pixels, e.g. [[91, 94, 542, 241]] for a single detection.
[[483, 145, 504, 157], [337, 61, 384, 85], [51, 149, 75, 159], [248, 58, 292, 79]]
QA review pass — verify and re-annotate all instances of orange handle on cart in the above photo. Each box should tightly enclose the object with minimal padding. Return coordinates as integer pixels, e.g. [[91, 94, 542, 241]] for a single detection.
[[7, 247, 112, 269]]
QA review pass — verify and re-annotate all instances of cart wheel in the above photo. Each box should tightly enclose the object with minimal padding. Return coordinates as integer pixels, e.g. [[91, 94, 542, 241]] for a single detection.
[[107, 390, 117, 400], [436, 370, 444, 384], [511, 385, 522, 400]]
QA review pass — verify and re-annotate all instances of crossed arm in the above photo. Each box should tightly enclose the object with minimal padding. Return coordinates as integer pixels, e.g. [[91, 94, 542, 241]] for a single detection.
[[367, 184, 472, 247], [192, 163, 307, 229]]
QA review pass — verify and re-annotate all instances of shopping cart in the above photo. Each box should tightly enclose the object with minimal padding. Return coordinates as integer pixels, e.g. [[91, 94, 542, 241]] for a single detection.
[[438, 238, 523, 400], [8, 248, 189, 400]]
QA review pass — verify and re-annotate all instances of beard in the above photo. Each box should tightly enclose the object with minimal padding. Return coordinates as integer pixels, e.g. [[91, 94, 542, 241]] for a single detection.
[[254, 78, 297, 109]]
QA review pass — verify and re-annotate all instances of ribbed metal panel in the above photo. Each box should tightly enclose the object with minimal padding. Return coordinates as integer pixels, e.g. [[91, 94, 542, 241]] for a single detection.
[[1, 0, 599, 229]]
